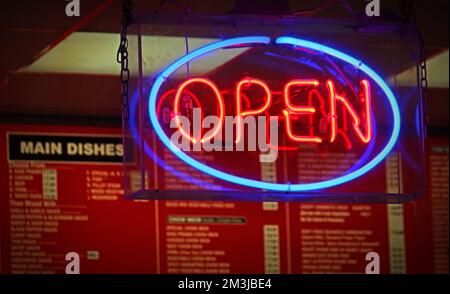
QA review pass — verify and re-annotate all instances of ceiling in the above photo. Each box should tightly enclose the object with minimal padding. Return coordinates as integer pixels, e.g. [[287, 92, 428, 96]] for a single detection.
[[22, 32, 249, 76], [0, 0, 448, 128]]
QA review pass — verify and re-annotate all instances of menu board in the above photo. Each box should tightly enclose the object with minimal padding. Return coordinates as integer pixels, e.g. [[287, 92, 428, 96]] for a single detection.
[[0, 124, 447, 274], [0, 125, 156, 274], [428, 138, 449, 273]]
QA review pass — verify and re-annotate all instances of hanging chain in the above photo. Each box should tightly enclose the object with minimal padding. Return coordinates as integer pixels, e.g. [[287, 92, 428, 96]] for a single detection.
[[401, 0, 430, 132], [117, 0, 134, 121], [418, 32, 429, 129]]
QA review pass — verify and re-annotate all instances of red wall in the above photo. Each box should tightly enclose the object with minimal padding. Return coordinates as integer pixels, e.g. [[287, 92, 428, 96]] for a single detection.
[[0, 124, 447, 273]]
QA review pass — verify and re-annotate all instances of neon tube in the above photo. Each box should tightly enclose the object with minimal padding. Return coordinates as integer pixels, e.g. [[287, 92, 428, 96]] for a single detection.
[[235, 77, 272, 144], [284, 80, 319, 113], [148, 36, 401, 192], [327, 79, 373, 144], [283, 110, 323, 143], [174, 77, 224, 144]]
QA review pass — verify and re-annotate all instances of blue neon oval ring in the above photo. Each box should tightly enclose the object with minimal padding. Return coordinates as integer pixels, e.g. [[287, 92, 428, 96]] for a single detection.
[[148, 36, 401, 192]]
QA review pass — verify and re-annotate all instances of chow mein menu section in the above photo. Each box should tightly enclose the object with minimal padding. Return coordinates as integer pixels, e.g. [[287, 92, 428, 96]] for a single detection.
[[157, 200, 288, 274], [0, 124, 448, 274]]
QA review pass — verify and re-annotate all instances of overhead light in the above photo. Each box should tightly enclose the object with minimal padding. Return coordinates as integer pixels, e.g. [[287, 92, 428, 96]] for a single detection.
[[22, 32, 249, 77], [389, 49, 449, 88]]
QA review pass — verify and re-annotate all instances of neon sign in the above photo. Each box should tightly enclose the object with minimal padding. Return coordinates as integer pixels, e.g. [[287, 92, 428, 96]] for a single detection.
[[147, 36, 401, 192], [168, 77, 372, 145]]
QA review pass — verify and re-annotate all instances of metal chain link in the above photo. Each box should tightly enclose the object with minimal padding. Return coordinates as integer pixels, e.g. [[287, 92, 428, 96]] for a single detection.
[[418, 33, 430, 129], [117, 0, 134, 121], [401, 0, 430, 132]]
